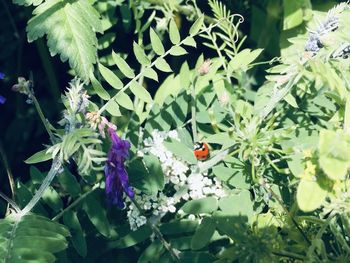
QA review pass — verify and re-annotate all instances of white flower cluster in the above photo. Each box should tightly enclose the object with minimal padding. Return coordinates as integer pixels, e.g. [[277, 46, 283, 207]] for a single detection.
[[127, 129, 226, 230]]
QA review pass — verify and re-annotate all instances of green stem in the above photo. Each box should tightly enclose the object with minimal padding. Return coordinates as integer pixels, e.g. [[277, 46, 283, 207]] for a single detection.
[[191, 77, 198, 142], [0, 192, 20, 213], [272, 250, 305, 260], [52, 184, 99, 221], [129, 197, 180, 262], [0, 141, 16, 201]]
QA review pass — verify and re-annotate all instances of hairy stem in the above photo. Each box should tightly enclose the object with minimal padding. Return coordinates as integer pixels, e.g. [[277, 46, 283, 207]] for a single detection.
[[129, 197, 180, 262]]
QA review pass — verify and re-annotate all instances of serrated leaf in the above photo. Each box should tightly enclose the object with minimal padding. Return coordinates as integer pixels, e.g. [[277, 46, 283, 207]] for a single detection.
[[115, 91, 134, 110], [191, 217, 216, 250], [183, 36, 197, 47], [27, 0, 102, 81], [182, 197, 218, 214], [99, 63, 123, 89], [89, 72, 110, 100], [130, 81, 152, 103], [150, 28, 165, 55], [143, 67, 158, 82], [105, 99, 122, 116], [25, 149, 52, 164], [189, 14, 204, 35], [155, 58, 172, 72], [133, 42, 150, 65], [169, 18, 180, 44], [0, 214, 69, 262], [163, 139, 197, 164], [169, 46, 187, 56], [112, 51, 135, 78]]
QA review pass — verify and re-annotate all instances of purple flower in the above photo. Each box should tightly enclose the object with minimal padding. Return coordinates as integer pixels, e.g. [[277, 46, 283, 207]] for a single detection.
[[0, 72, 5, 104], [105, 128, 134, 208], [0, 72, 4, 80]]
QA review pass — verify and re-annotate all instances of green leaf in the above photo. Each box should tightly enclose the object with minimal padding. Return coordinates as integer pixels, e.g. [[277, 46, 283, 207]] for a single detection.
[[163, 139, 197, 164], [218, 191, 254, 220], [182, 36, 197, 47], [105, 99, 122, 116], [83, 194, 110, 237], [89, 72, 110, 100], [160, 220, 199, 235], [284, 93, 298, 108], [107, 225, 152, 249], [228, 48, 263, 72], [130, 81, 152, 103], [143, 67, 158, 82], [25, 149, 52, 164], [0, 214, 69, 262], [283, 0, 304, 30], [112, 51, 135, 78], [189, 15, 204, 35], [57, 169, 81, 197], [319, 129, 350, 180], [169, 46, 187, 56], [115, 91, 134, 110], [191, 217, 216, 250], [150, 28, 165, 55], [297, 179, 327, 212], [155, 58, 172, 72], [63, 211, 86, 257], [169, 18, 180, 44], [181, 197, 218, 214], [13, 0, 43, 6], [179, 252, 215, 263], [27, 0, 102, 81], [133, 42, 150, 65], [99, 63, 123, 89], [138, 240, 164, 263]]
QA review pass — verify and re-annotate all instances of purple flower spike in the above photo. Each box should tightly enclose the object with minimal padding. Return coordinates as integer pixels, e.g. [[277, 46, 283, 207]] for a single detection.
[[0, 72, 4, 80], [105, 128, 134, 208]]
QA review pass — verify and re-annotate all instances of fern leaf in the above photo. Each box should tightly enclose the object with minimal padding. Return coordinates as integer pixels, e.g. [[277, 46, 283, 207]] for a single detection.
[[0, 214, 70, 263], [26, 0, 103, 82]]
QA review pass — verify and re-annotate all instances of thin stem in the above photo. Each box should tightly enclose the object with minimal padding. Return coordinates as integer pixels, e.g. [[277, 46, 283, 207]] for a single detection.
[[129, 197, 180, 262], [0, 192, 20, 213], [191, 77, 198, 142], [30, 94, 56, 143], [52, 184, 99, 221], [272, 250, 305, 260], [98, 19, 224, 115], [0, 141, 16, 200], [262, 182, 311, 245], [19, 157, 62, 216]]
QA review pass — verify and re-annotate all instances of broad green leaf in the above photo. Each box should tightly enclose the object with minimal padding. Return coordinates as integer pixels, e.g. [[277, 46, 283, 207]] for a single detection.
[[191, 217, 216, 250], [169, 18, 180, 44], [63, 211, 86, 257], [112, 51, 135, 78], [319, 129, 350, 180], [57, 169, 81, 197], [149, 28, 165, 55], [169, 46, 187, 56], [228, 48, 263, 72], [0, 214, 69, 262], [133, 42, 150, 65], [284, 93, 298, 108], [160, 220, 199, 235], [297, 179, 327, 212], [13, 0, 43, 6], [25, 149, 52, 164], [182, 36, 197, 47], [130, 81, 152, 103], [179, 252, 216, 263], [89, 72, 110, 100], [163, 139, 197, 164], [283, 0, 304, 30], [105, 99, 122, 116], [189, 15, 204, 35], [181, 197, 218, 214], [155, 57, 172, 72], [83, 194, 110, 237], [138, 240, 164, 263], [107, 225, 152, 249], [218, 190, 254, 221], [27, 0, 102, 81], [143, 67, 158, 82], [115, 91, 134, 110], [99, 63, 123, 89]]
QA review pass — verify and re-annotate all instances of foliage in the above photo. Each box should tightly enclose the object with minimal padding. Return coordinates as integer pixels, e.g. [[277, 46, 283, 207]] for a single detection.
[[2, 0, 350, 262]]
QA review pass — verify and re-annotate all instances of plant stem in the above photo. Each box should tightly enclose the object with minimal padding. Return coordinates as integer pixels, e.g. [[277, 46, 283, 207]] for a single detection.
[[52, 184, 99, 221], [0, 141, 16, 201], [191, 76, 198, 142], [0, 192, 20, 213], [272, 250, 305, 260], [129, 197, 180, 262], [19, 157, 62, 216]]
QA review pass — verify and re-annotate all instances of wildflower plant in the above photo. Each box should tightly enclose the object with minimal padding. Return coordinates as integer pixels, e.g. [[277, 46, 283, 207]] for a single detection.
[[3, 0, 350, 262]]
